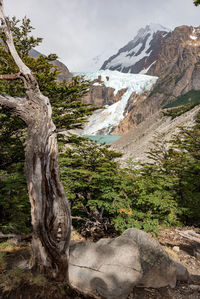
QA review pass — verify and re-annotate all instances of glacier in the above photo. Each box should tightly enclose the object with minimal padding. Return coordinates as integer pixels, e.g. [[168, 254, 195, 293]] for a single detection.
[[77, 70, 158, 135]]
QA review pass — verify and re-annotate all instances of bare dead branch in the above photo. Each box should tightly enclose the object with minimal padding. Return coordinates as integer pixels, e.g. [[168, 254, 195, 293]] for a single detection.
[[0, 231, 32, 241], [0, 232, 20, 239], [0, 72, 20, 80], [0, 93, 25, 110], [176, 229, 200, 244], [0, 1, 31, 76]]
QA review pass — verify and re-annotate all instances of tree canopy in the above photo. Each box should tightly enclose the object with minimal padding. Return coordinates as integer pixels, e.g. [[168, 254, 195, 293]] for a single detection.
[[194, 0, 200, 6]]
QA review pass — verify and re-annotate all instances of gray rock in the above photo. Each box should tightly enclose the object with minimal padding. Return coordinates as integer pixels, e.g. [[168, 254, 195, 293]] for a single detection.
[[69, 235, 142, 299], [173, 246, 180, 252], [69, 228, 189, 298], [123, 229, 178, 288], [174, 261, 189, 282]]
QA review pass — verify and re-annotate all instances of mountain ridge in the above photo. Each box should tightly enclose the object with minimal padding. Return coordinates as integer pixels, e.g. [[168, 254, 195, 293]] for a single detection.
[[101, 23, 171, 74], [29, 48, 72, 81]]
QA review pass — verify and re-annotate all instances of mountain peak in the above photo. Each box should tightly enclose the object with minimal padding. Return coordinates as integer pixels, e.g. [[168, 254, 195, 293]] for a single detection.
[[132, 23, 170, 42], [147, 23, 171, 33], [101, 24, 171, 74]]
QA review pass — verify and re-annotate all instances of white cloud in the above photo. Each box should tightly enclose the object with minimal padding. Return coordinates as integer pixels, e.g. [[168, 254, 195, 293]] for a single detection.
[[3, 0, 200, 71]]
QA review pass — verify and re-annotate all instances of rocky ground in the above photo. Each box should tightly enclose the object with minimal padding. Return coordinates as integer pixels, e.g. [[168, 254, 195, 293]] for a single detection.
[[0, 227, 199, 299]]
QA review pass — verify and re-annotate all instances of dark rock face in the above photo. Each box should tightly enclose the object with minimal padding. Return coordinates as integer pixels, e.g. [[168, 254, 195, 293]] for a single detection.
[[82, 76, 127, 107], [29, 49, 72, 81], [148, 26, 200, 78], [83, 85, 127, 107], [101, 24, 170, 74]]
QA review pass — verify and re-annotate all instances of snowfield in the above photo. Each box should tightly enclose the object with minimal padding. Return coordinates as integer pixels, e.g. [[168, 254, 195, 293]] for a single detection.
[[76, 70, 158, 135]]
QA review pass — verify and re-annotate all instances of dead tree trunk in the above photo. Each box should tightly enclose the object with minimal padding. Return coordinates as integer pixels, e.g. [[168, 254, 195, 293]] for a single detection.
[[0, 0, 71, 281]]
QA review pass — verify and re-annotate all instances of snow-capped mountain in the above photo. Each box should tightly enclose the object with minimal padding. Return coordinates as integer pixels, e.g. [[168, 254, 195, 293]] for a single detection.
[[78, 70, 158, 135], [101, 23, 171, 74], [77, 25, 200, 138]]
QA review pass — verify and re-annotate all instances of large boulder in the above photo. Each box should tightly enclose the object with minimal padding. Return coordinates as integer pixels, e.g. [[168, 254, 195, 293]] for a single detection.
[[69, 235, 142, 299], [69, 228, 189, 298]]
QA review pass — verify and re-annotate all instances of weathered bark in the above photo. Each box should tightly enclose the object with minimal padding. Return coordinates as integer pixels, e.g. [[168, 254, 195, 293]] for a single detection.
[[0, 0, 71, 281]]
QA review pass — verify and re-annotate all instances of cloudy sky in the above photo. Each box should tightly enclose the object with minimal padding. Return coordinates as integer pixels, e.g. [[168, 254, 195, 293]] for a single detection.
[[4, 0, 200, 72]]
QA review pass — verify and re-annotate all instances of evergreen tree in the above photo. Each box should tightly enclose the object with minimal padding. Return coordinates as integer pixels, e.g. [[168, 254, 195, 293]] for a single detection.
[[194, 0, 200, 6], [59, 135, 124, 237]]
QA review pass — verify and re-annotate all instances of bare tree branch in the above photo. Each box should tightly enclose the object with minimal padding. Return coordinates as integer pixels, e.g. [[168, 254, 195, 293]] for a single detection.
[[176, 229, 200, 244], [0, 93, 25, 110], [0, 231, 32, 241], [0, 0, 41, 97], [0, 72, 20, 80], [0, 0, 31, 76]]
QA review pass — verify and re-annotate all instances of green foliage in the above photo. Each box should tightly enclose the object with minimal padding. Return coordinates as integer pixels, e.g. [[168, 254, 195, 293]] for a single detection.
[[32, 274, 47, 286], [163, 103, 199, 119], [122, 164, 179, 232], [169, 115, 200, 221], [164, 90, 200, 109], [0, 164, 30, 234], [0, 242, 17, 250], [59, 135, 179, 235], [149, 82, 163, 96], [0, 268, 23, 292], [117, 118, 200, 232], [194, 0, 200, 6], [59, 135, 124, 232], [1, 15, 200, 237], [146, 121, 200, 224], [8, 17, 42, 57]]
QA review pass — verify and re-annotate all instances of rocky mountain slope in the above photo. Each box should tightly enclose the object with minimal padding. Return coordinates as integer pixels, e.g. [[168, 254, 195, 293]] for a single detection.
[[111, 105, 200, 163], [101, 23, 170, 74], [122, 25, 200, 131], [29, 48, 72, 81]]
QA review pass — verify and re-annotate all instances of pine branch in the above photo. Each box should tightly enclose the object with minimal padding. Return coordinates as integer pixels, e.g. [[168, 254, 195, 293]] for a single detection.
[[0, 0, 31, 76]]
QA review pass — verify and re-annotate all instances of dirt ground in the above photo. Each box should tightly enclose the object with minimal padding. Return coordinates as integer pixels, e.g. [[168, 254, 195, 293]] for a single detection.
[[0, 227, 200, 299]]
